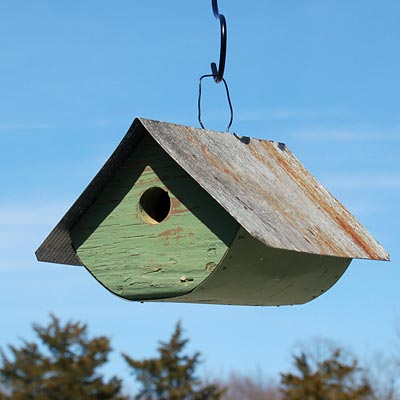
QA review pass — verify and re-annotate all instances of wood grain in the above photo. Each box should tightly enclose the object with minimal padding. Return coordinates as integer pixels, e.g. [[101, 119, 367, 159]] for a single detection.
[[162, 227, 351, 306], [70, 134, 239, 300]]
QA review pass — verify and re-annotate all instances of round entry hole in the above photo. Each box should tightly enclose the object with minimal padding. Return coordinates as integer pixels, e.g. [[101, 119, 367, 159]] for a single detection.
[[139, 187, 171, 224]]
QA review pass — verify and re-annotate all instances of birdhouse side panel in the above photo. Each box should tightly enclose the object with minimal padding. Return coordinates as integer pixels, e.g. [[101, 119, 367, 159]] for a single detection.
[[162, 227, 351, 306], [70, 134, 239, 300]]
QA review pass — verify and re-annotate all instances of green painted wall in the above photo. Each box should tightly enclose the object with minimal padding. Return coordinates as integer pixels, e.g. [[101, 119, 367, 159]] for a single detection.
[[70, 134, 239, 300], [165, 227, 351, 306]]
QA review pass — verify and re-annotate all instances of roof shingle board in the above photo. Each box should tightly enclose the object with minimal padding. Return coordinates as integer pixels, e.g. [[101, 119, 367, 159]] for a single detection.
[[36, 118, 389, 266]]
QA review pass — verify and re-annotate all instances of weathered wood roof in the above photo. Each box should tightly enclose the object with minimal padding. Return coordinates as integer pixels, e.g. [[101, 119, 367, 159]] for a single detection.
[[36, 117, 389, 266]]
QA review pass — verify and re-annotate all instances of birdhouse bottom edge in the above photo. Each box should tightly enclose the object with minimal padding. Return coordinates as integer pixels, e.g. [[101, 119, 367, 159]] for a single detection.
[[76, 227, 350, 306]]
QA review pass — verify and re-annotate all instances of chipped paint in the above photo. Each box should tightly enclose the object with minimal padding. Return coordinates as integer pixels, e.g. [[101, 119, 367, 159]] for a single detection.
[[36, 114, 389, 305], [68, 134, 239, 300], [165, 227, 351, 306], [140, 118, 389, 261]]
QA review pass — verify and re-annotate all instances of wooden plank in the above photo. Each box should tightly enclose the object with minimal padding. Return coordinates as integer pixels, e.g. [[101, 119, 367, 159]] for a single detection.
[[36, 119, 147, 266], [70, 134, 239, 300], [140, 118, 389, 261], [164, 227, 351, 306], [36, 117, 389, 267]]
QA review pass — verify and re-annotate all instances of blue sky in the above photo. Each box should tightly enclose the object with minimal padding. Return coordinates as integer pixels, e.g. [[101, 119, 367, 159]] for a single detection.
[[1, 0, 399, 387]]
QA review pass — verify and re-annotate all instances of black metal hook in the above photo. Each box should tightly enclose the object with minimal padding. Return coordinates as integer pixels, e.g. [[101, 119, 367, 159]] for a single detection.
[[210, 0, 227, 83], [197, 0, 233, 132]]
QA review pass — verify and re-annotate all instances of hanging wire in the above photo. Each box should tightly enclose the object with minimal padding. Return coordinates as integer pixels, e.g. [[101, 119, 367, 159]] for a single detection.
[[198, 74, 233, 132], [198, 0, 234, 132]]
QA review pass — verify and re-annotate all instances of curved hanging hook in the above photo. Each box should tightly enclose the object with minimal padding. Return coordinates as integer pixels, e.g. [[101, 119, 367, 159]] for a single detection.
[[197, 0, 234, 132], [210, 0, 227, 83]]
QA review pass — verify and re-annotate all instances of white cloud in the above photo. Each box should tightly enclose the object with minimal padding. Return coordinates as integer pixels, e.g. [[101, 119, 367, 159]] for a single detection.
[[235, 107, 345, 122], [285, 128, 400, 142], [227, 107, 400, 143], [0, 204, 68, 270], [0, 120, 125, 132], [325, 175, 400, 190], [0, 204, 67, 227]]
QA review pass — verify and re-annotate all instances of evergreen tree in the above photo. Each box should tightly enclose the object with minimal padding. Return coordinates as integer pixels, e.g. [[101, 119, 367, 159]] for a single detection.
[[280, 348, 372, 400], [0, 314, 126, 400], [122, 322, 224, 400]]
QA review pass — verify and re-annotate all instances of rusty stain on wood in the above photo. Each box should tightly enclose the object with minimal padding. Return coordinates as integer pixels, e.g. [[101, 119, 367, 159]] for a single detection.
[[36, 117, 389, 266], [35, 117, 389, 306], [139, 118, 389, 261], [69, 134, 239, 300]]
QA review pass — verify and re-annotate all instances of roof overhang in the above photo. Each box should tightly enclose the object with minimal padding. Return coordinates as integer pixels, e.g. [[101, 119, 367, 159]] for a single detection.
[[36, 118, 389, 266]]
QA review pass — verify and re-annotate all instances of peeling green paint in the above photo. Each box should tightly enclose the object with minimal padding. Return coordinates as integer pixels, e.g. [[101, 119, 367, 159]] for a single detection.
[[165, 227, 351, 306], [70, 134, 239, 300]]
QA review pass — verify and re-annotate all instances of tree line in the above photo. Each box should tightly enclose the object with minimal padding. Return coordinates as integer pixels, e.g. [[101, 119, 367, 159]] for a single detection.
[[0, 315, 398, 399]]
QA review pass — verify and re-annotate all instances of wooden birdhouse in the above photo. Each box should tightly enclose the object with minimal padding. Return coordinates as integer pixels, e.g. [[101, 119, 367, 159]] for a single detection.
[[36, 118, 389, 306]]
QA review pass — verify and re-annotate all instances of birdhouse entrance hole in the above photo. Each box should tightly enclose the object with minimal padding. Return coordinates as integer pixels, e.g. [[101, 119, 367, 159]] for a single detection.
[[139, 187, 171, 224]]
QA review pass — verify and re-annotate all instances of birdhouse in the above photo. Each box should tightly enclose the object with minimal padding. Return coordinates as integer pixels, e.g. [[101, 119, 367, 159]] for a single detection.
[[36, 118, 389, 306]]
